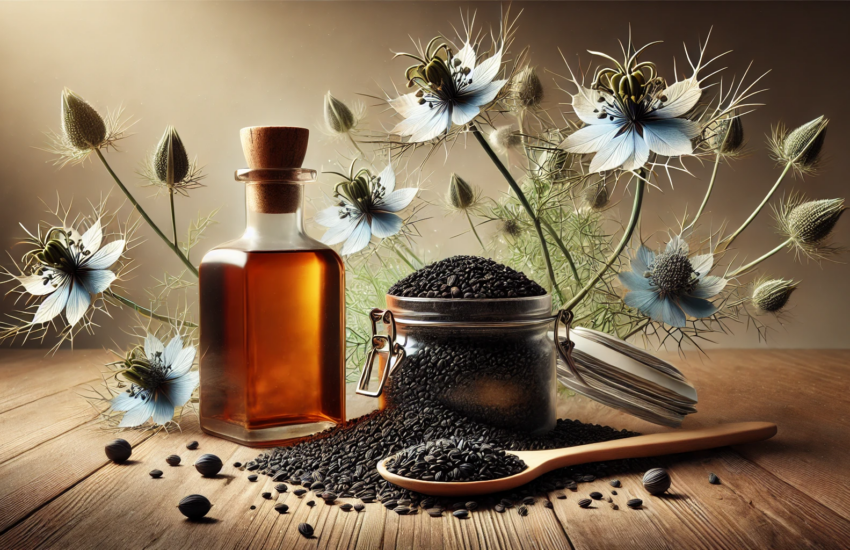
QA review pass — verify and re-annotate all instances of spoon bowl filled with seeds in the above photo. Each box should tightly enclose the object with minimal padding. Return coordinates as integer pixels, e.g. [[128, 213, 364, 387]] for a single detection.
[[378, 422, 777, 496]]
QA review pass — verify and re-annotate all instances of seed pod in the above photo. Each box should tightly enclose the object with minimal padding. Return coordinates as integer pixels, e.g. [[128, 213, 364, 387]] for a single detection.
[[583, 183, 609, 211], [194, 454, 223, 477], [489, 125, 521, 155], [642, 468, 671, 495], [274, 503, 289, 514], [708, 472, 720, 485], [783, 116, 828, 170], [186, 441, 199, 450], [578, 498, 592, 508], [178, 494, 212, 519], [166, 454, 181, 466], [707, 116, 745, 155], [446, 173, 477, 210], [509, 66, 544, 110], [782, 198, 845, 248], [105, 438, 132, 463], [297, 522, 314, 538], [153, 126, 190, 185], [149, 469, 163, 478], [627, 498, 643, 509], [752, 279, 798, 314], [324, 91, 357, 134], [61, 88, 107, 150]]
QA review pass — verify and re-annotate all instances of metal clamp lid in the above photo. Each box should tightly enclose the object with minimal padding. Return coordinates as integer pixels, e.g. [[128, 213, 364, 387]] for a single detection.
[[554, 309, 586, 386], [356, 308, 406, 398]]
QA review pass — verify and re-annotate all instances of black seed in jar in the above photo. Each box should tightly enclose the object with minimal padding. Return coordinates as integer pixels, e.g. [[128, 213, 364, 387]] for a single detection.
[[233, 462, 242, 468], [354, 503, 365, 512], [297, 522, 314, 538], [275, 483, 287, 493], [105, 439, 132, 463], [186, 441, 199, 450], [544, 501, 553, 509], [274, 503, 289, 514], [340, 503, 353, 511], [589, 492, 603, 500], [247, 474, 258, 482], [178, 494, 212, 519], [578, 499, 592, 508], [427, 508, 443, 517], [517, 505, 529, 516], [294, 489, 307, 497], [465, 501, 478, 511], [609, 479, 621, 488], [262, 492, 272, 500], [452, 509, 469, 519], [709, 472, 720, 485], [642, 468, 671, 495], [627, 498, 643, 509], [384, 437, 526, 483], [194, 454, 223, 477]]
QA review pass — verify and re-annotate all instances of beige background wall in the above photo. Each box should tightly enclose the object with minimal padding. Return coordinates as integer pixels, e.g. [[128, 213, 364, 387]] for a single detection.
[[0, 1, 847, 350]]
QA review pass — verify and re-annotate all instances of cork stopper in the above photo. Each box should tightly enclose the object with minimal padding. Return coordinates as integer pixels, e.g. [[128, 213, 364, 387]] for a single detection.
[[238, 126, 312, 214]]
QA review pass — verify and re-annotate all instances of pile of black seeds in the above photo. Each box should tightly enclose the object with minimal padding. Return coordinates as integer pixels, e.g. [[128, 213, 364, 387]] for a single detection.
[[384, 336, 554, 432], [384, 437, 527, 482], [387, 255, 546, 299]]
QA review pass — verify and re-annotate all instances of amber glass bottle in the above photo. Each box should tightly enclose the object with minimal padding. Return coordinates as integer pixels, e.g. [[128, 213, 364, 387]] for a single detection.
[[199, 127, 345, 446]]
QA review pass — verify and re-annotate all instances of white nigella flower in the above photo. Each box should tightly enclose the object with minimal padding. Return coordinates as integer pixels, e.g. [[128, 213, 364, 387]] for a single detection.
[[15, 219, 124, 327], [619, 235, 727, 327], [390, 38, 507, 142], [560, 43, 703, 173], [109, 334, 199, 427], [314, 164, 417, 255]]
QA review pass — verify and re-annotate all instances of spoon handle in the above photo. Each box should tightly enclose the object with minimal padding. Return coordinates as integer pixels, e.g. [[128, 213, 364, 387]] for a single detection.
[[534, 422, 777, 472]]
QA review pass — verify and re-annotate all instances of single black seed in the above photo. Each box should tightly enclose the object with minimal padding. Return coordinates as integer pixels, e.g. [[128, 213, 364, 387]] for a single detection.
[[166, 455, 181, 466], [578, 499, 592, 508], [194, 454, 223, 477], [186, 441, 199, 450], [465, 501, 478, 511], [544, 501, 553, 509], [262, 492, 272, 500], [149, 469, 163, 478], [247, 474, 258, 482], [394, 506, 411, 515], [275, 484, 288, 493], [178, 494, 212, 519], [557, 494, 567, 500], [233, 462, 242, 468], [250, 505, 256, 510], [643, 468, 671, 495], [307, 500, 316, 507], [294, 489, 307, 497], [427, 508, 443, 517], [612, 503, 619, 510], [627, 498, 643, 509], [340, 503, 353, 511], [609, 480, 621, 488], [297, 523, 314, 538], [589, 492, 603, 500], [494, 504, 505, 513], [105, 439, 132, 463], [452, 509, 469, 519], [274, 503, 289, 514], [611, 490, 618, 495], [383, 499, 398, 509], [517, 505, 529, 516], [709, 473, 720, 485], [354, 504, 365, 512]]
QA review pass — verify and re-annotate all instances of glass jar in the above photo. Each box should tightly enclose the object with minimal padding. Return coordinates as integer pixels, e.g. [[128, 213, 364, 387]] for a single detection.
[[357, 294, 558, 434]]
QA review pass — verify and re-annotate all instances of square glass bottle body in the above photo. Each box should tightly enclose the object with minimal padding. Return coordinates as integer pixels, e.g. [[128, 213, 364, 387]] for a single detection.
[[199, 200, 345, 446]]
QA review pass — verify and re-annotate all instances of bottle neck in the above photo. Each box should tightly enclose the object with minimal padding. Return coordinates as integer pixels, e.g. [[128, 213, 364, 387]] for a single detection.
[[243, 206, 305, 240]]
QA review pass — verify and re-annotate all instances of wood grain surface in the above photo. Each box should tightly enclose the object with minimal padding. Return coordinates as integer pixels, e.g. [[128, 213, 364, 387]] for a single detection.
[[0, 349, 847, 549]]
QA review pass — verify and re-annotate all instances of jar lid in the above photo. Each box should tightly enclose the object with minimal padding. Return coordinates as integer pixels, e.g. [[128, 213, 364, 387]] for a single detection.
[[385, 294, 553, 327]]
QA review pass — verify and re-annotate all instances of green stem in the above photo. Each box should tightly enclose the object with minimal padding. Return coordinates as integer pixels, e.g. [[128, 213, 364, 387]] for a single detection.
[[392, 244, 417, 271], [540, 217, 581, 285], [729, 238, 790, 277], [471, 123, 564, 302], [104, 290, 197, 327], [719, 161, 792, 252], [685, 150, 722, 232], [563, 174, 646, 312], [168, 189, 178, 247], [95, 149, 199, 278], [400, 243, 423, 266], [465, 210, 486, 252]]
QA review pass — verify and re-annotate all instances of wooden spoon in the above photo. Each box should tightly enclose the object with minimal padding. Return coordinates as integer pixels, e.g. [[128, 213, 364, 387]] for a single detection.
[[377, 421, 777, 497]]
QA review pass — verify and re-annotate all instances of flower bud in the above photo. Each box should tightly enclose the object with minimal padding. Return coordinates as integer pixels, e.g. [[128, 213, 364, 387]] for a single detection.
[[752, 278, 797, 314], [783, 198, 845, 246], [153, 126, 190, 185], [509, 66, 544, 109], [499, 218, 523, 238], [583, 183, 609, 210], [447, 173, 477, 210], [778, 116, 828, 172], [489, 125, 521, 155], [324, 91, 357, 134], [61, 88, 107, 150], [707, 116, 745, 154]]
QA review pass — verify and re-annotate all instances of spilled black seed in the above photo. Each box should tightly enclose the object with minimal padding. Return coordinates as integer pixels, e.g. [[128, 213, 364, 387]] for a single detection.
[[709, 473, 720, 485], [517, 505, 529, 516], [149, 469, 163, 478], [297, 523, 313, 538], [578, 499, 592, 508], [274, 503, 289, 514], [186, 441, 199, 450], [453, 509, 469, 519], [627, 498, 643, 509]]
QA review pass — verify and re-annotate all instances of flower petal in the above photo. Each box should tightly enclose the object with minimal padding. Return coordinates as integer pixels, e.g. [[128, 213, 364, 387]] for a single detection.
[[572, 86, 607, 126], [389, 92, 424, 119], [636, 246, 655, 272], [109, 391, 141, 412], [340, 216, 372, 255], [642, 119, 700, 157], [377, 164, 396, 195], [560, 123, 621, 155], [590, 128, 639, 173], [163, 336, 184, 368], [409, 104, 452, 143], [451, 101, 482, 127], [659, 298, 687, 327], [618, 270, 653, 292], [161, 371, 199, 409], [624, 288, 663, 315], [454, 42, 477, 72], [620, 128, 650, 171], [656, 78, 702, 119], [145, 333, 165, 359], [370, 212, 403, 239], [678, 295, 718, 319], [80, 218, 103, 254], [150, 391, 176, 426], [78, 269, 116, 295], [15, 273, 58, 297], [460, 80, 505, 108], [320, 215, 361, 246], [690, 254, 714, 276], [464, 49, 502, 94], [64, 280, 91, 327], [32, 277, 70, 325], [82, 239, 124, 270], [666, 235, 688, 255], [118, 396, 155, 427], [168, 345, 196, 379], [314, 206, 344, 228], [376, 188, 417, 213], [692, 275, 727, 299]]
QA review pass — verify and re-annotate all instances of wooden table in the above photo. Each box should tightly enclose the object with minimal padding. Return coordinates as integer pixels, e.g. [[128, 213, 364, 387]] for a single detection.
[[0, 349, 848, 549]]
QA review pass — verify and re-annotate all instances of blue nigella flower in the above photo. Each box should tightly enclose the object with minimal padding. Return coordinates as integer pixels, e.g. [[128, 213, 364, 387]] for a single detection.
[[109, 334, 199, 427], [619, 235, 727, 327]]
